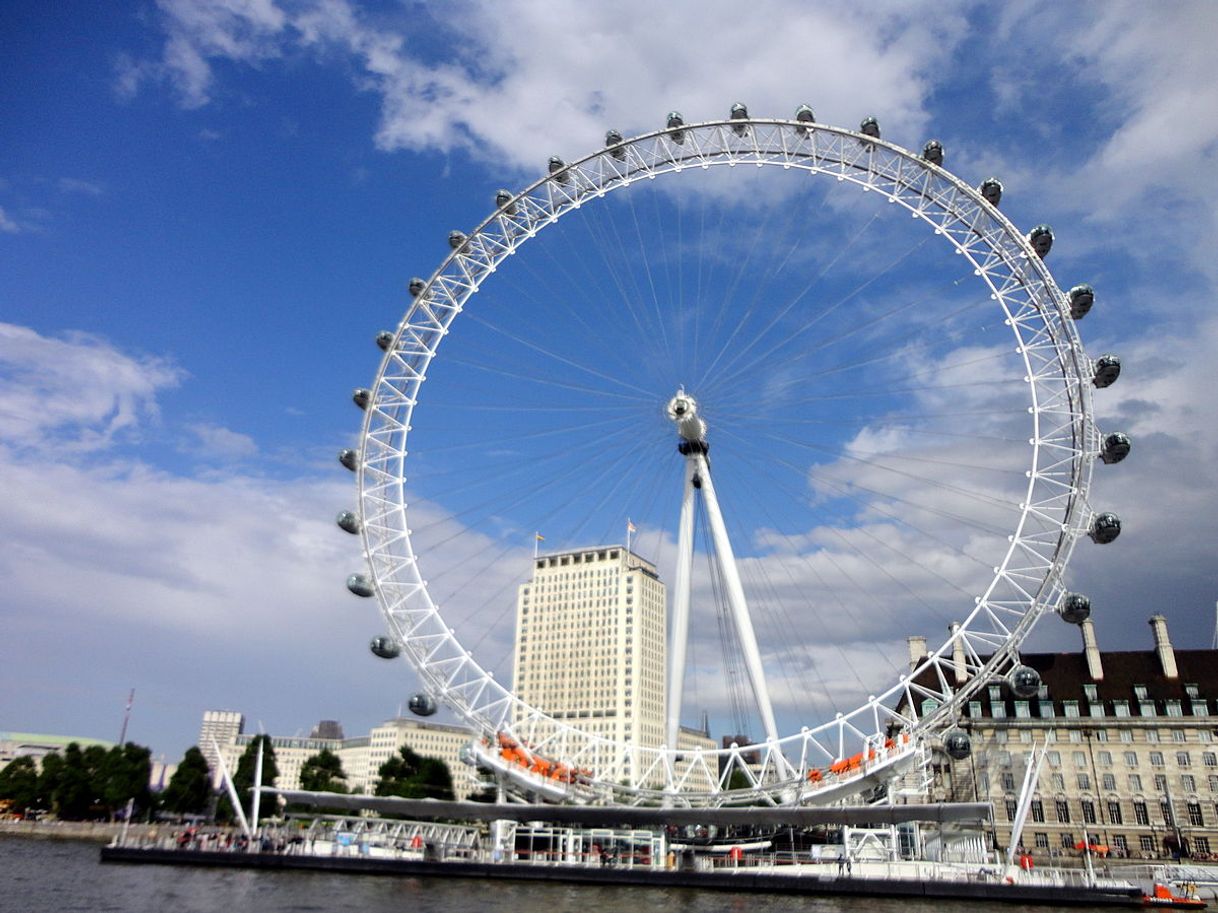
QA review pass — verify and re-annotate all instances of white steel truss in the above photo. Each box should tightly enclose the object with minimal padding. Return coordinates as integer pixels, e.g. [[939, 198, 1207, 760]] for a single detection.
[[353, 116, 1103, 806]]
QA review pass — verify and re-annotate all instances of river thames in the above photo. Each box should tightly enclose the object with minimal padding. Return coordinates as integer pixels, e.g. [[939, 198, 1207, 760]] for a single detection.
[[3, 837, 1125, 913]]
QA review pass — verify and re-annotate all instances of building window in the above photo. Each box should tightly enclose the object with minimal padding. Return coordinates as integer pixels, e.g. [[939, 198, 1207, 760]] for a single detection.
[[1103, 773, 1116, 791], [1060, 833, 1075, 849], [1120, 731, 1134, 743], [1161, 798, 1175, 825], [1189, 802, 1205, 827], [1140, 701, 1157, 718], [1051, 773, 1066, 790], [1098, 750, 1113, 766], [968, 701, 982, 718], [1015, 701, 1031, 719], [1108, 801, 1123, 824], [1140, 835, 1156, 853], [1192, 700, 1209, 716], [1134, 685, 1149, 700], [1005, 800, 1018, 820], [1197, 837, 1212, 855], [1114, 701, 1130, 718], [1077, 774, 1091, 790], [1178, 752, 1192, 768], [1031, 799, 1045, 823], [1113, 835, 1128, 853], [1166, 701, 1184, 718], [1134, 801, 1150, 826], [1147, 730, 1161, 743], [1205, 753, 1218, 768], [1155, 775, 1168, 792], [1084, 684, 1098, 701], [1034, 832, 1049, 849], [1047, 751, 1062, 768], [1073, 751, 1088, 768], [992, 703, 1007, 719], [1150, 751, 1165, 768], [1125, 751, 1139, 768], [1182, 774, 1196, 792], [1186, 683, 1201, 699], [1056, 800, 1071, 823], [1002, 772, 1016, 791], [1082, 800, 1097, 825], [989, 685, 1002, 702], [1039, 700, 1054, 718]]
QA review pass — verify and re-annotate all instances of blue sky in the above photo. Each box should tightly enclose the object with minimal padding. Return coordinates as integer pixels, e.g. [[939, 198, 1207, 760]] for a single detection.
[[2, 0, 1217, 764]]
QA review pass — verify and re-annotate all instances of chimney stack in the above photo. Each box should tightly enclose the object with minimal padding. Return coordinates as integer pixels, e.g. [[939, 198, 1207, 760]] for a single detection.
[[949, 622, 968, 686], [1149, 614, 1179, 679], [1080, 618, 1104, 681], [907, 635, 927, 671]]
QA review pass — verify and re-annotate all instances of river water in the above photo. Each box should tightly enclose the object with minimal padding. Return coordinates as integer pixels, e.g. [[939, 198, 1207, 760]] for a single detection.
[[2, 837, 1118, 913]]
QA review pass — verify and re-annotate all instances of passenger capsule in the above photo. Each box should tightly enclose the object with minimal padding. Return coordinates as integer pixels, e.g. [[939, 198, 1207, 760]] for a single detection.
[[338, 449, 359, 472], [494, 189, 516, 215], [794, 106, 815, 138], [346, 574, 374, 597], [1028, 224, 1054, 258], [409, 277, 426, 297], [548, 156, 569, 183], [1008, 664, 1041, 698], [860, 116, 880, 139], [1068, 284, 1094, 320], [730, 103, 749, 136], [666, 111, 686, 144], [448, 230, 468, 250], [458, 745, 475, 766], [1092, 354, 1121, 388], [409, 693, 438, 717], [1089, 512, 1122, 544], [1060, 592, 1092, 625], [979, 178, 1003, 207], [922, 140, 944, 166], [352, 388, 371, 410], [370, 636, 400, 659], [336, 510, 360, 534], [605, 129, 626, 160], [943, 729, 971, 760], [375, 331, 395, 352], [1100, 431, 1132, 465]]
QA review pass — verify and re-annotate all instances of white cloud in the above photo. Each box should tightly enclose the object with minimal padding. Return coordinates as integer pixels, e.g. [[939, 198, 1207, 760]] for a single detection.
[[184, 421, 259, 459], [0, 205, 21, 234], [0, 323, 183, 451], [57, 177, 105, 197], [121, 0, 974, 171]]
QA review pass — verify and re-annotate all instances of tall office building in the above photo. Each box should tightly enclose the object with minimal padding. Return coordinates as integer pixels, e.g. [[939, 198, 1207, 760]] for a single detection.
[[198, 710, 245, 786], [512, 545, 666, 784]]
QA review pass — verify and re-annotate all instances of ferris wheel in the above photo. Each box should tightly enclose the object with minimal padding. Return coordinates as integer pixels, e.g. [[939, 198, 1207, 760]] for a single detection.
[[338, 106, 1129, 807]]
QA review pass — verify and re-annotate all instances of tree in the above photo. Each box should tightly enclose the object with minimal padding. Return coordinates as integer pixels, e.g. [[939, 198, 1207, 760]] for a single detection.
[[35, 751, 64, 813], [0, 757, 40, 814], [53, 743, 96, 819], [99, 743, 152, 819], [375, 746, 454, 800], [218, 735, 278, 822], [160, 747, 213, 816], [300, 749, 347, 793]]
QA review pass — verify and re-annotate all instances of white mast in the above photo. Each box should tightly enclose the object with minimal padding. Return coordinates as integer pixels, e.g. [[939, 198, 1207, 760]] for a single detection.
[[664, 390, 785, 770], [211, 737, 251, 839]]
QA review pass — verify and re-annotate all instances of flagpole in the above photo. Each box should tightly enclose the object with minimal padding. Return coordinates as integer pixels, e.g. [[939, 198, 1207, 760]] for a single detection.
[[626, 519, 632, 555], [534, 532, 540, 559]]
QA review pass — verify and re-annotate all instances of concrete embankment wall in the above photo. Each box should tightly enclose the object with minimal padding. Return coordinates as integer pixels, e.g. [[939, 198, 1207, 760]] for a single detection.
[[0, 820, 162, 843]]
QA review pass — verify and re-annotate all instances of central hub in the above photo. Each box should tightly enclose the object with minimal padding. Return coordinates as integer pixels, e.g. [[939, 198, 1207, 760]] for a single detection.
[[667, 388, 707, 444]]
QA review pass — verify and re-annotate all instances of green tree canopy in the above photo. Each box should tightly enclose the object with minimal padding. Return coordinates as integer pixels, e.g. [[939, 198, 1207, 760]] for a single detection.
[[160, 746, 213, 815], [53, 743, 97, 819], [99, 743, 152, 819], [300, 749, 347, 793], [375, 746, 454, 801], [0, 756, 40, 814], [218, 735, 278, 822]]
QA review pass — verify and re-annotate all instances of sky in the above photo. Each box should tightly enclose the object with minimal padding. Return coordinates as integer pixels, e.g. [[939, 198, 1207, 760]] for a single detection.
[[2, 0, 1217, 766]]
